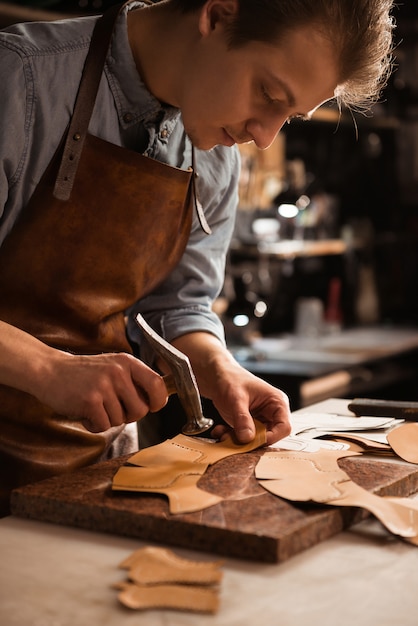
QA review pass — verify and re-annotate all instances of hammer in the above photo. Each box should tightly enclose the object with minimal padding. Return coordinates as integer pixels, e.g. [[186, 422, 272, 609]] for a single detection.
[[135, 313, 214, 436]]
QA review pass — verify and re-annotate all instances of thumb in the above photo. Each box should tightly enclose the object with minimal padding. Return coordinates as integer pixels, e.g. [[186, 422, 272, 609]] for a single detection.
[[233, 409, 256, 443]]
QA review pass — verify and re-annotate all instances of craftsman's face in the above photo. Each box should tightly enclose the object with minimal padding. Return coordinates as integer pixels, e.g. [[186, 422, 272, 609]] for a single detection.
[[176, 18, 339, 150]]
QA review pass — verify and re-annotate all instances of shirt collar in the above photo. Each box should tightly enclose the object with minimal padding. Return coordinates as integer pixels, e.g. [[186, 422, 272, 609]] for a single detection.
[[106, 1, 180, 131]]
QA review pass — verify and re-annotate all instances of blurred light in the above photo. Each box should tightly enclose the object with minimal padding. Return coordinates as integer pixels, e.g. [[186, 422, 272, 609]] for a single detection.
[[296, 194, 310, 210], [233, 314, 250, 327], [254, 301, 267, 318], [252, 218, 280, 240], [278, 203, 299, 219]]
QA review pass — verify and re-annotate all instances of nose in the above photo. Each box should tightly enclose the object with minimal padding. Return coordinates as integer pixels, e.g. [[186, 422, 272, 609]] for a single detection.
[[246, 115, 288, 150]]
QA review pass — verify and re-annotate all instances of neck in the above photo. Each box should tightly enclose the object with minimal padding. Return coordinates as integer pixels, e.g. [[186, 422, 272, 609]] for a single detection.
[[127, 1, 197, 107]]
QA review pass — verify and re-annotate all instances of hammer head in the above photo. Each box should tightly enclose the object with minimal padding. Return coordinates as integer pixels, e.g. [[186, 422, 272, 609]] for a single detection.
[[135, 314, 214, 435]]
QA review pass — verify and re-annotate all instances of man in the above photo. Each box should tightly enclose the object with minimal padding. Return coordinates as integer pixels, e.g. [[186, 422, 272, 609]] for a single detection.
[[0, 0, 394, 511]]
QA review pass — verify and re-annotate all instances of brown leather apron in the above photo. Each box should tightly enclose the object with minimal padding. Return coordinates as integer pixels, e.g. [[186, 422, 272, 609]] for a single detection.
[[0, 3, 195, 513]]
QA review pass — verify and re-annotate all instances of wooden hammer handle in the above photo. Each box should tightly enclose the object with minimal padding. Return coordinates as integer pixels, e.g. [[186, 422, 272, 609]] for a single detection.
[[162, 374, 177, 396]]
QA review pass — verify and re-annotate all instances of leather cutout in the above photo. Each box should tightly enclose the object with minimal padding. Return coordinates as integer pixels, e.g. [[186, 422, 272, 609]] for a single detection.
[[256, 449, 418, 540], [112, 420, 267, 513], [119, 546, 223, 585], [112, 468, 223, 514], [128, 419, 266, 467], [114, 546, 222, 614], [115, 581, 220, 613], [386, 423, 418, 464], [321, 432, 393, 455]]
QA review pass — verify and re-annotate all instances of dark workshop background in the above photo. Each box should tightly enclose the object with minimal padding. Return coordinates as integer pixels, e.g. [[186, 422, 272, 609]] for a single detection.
[[1, 0, 418, 413]]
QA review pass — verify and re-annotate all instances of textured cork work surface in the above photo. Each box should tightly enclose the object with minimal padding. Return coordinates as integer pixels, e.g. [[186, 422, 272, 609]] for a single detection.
[[10, 451, 418, 563]]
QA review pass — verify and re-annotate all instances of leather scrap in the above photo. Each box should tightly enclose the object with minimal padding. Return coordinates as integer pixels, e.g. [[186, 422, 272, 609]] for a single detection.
[[127, 419, 267, 467], [386, 423, 418, 464], [114, 546, 223, 614], [256, 449, 418, 541], [112, 469, 223, 514], [321, 432, 393, 455], [112, 420, 267, 514], [119, 546, 223, 585], [116, 581, 220, 613]]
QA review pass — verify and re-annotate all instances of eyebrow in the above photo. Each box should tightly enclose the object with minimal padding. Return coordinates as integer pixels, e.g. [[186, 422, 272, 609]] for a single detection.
[[269, 74, 296, 108], [269, 74, 314, 120]]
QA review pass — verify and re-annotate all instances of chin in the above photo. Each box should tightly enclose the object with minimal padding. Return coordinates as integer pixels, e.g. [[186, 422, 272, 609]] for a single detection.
[[185, 128, 224, 151]]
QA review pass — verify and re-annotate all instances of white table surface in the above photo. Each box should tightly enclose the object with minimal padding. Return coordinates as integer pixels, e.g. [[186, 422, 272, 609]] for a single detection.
[[1, 513, 418, 626]]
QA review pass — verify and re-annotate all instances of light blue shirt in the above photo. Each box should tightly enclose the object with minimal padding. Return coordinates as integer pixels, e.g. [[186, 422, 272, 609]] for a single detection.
[[0, 3, 240, 350]]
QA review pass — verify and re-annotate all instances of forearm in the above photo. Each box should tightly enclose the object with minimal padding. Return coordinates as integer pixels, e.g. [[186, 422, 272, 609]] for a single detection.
[[0, 320, 56, 397], [0, 320, 170, 432], [171, 331, 235, 399]]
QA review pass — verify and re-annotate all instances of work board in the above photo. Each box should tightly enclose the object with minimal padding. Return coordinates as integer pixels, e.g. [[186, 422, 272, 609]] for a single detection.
[[10, 450, 418, 563]]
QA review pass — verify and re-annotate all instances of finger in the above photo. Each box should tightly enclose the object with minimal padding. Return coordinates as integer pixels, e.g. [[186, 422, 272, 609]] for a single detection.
[[210, 423, 231, 441], [231, 410, 256, 444], [128, 368, 169, 415], [122, 388, 153, 424], [264, 420, 292, 446], [81, 404, 112, 433], [103, 394, 126, 428]]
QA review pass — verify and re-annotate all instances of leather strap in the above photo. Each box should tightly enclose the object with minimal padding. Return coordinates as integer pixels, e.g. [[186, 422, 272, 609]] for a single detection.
[[53, 2, 127, 200]]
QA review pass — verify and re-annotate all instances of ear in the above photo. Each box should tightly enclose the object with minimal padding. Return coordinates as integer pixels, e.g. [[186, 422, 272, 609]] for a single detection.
[[198, 0, 239, 36]]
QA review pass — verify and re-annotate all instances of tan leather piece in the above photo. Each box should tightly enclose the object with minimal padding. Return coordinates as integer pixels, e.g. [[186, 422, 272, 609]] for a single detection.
[[112, 468, 223, 514], [116, 581, 220, 613], [384, 497, 418, 545], [256, 450, 418, 540], [119, 546, 223, 585], [386, 423, 418, 464], [322, 432, 393, 455], [127, 419, 267, 467], [112, 421, 267, 514], [114, 545, 222, 614]]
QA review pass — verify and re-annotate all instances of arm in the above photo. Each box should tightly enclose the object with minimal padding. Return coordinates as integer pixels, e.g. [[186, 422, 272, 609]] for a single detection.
[[129, 146, 290, 445], [0, 320, 169, 432], [172, 331, 291, 446]]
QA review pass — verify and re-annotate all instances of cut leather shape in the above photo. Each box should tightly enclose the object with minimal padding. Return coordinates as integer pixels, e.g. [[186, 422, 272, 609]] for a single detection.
[[256, 450, 418, 540], [116, 581, 220, 613], [119, 546, 223, 585], [114, 545, 222, 614], [112, 467, 223, 514], [383, 496, 418, 545], [321, 432, 393, 455], [112, 421, 266, 513], [386, 423, 418, 464], [127, 419, 267, 468]]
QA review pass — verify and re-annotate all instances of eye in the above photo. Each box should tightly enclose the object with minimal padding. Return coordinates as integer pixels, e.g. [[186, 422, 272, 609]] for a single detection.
[[261, 85, 279, 105], [286, 113, 309, 124]]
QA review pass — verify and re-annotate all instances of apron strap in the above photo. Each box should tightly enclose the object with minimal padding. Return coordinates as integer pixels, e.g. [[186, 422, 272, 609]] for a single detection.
[[53, 2, 129, 201], [52, 1, 212, 237]]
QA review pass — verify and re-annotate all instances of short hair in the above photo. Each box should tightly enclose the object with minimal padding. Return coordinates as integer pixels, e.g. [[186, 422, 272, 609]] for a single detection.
[[169, 0, 396, 112]]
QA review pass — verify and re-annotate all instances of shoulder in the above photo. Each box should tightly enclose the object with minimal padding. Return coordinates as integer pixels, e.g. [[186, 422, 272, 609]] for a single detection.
[[0, 15, 97, 58]]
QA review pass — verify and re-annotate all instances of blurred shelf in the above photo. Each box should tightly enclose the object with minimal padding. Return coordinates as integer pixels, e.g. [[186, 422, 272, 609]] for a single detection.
[[0, 2, 69, 26], [257, 238, 348, 258]]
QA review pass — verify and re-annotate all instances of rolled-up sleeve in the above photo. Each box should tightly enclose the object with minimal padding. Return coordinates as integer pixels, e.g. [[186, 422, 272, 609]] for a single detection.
[[127, 144, 240, 348]]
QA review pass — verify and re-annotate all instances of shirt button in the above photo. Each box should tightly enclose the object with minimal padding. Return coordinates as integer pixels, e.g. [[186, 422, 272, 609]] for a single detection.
[[123, 112, 133, 123], [160, 128, 168, 139]]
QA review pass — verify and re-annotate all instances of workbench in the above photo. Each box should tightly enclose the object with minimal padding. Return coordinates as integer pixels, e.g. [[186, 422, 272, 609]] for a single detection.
[[231, 325, 418, 408], [2, 398, 418, 625]]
